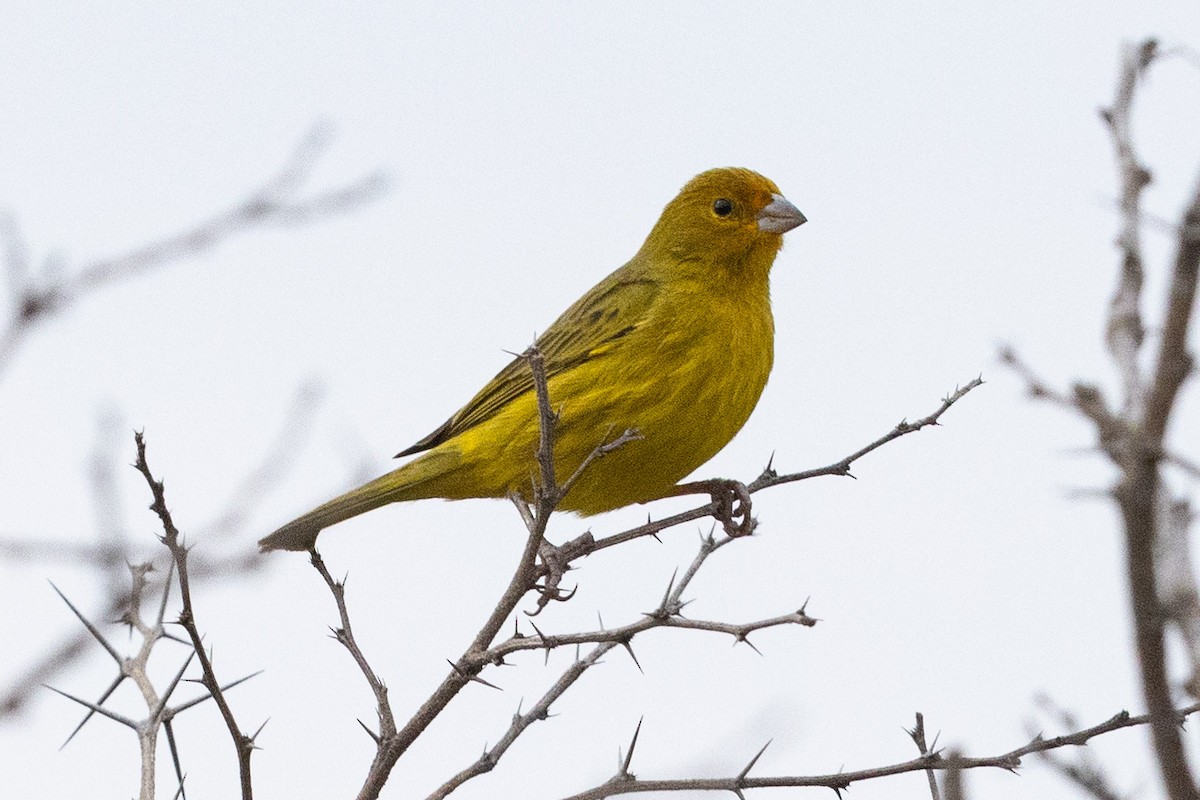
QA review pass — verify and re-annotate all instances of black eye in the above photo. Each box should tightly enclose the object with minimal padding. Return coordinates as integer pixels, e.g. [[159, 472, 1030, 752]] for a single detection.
[[712, 198, 733, 217]]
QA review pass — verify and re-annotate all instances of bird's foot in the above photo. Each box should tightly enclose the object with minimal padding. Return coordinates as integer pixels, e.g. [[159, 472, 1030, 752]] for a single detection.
[[527, 540, 578, 616], [671, 478, 756, 538]]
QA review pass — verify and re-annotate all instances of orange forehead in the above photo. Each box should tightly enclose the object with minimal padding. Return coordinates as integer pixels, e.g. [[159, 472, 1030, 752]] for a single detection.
[[679, 167, 780, 212]]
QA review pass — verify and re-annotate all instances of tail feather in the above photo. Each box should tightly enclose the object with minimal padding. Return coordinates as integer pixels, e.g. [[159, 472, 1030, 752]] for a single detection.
[[258, 451, 457, 552]]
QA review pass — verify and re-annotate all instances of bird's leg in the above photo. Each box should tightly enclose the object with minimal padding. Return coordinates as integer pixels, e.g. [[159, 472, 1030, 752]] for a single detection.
[[669, 479, 756, 537]]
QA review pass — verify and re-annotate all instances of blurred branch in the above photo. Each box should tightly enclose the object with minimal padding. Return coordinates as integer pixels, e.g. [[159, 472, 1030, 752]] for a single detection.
[[1104, 40, 1199, 800], [1099, 39, 1154, 419], [557, 703, 1200, 799], [196, 378, 325, 539], [1004, 37, 1200, 800], [0, 124, 388, 379]]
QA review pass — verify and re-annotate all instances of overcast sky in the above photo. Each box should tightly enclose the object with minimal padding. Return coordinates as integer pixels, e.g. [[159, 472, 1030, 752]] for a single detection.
[[3, 3, 1200, 799]]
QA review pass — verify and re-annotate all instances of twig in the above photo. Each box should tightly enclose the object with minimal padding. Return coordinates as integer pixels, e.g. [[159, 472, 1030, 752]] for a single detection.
[[133, 432, 255, 800], [750, 376, 983, 491], [308, 548, 396, 754], [44, 560, 257, 800], [1099, 38, 1156, 418], [1030, 695, 1130, 800], [556, 703, 1200, 799], [907, 712, 942, 800], [430, 528, 813, 798], [427, 643, 619, 800]]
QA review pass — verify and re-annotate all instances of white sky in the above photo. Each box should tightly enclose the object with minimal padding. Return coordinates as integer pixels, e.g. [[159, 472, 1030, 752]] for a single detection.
[[3, 3, 1200, 799]]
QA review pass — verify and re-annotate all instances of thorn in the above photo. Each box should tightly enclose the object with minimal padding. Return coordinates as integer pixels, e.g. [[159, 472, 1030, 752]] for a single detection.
[[658, 569, 678, 612], [357, 718, 381, 745], [60, 673, 125, 749], [43, 683, 138, 729], [48, 581, 122, 664], [251, 717, 270, 742], [736, 635, 763, 657], [469, 674, 502, 691], [738, 739, 772, 781], [621, 640, 643, 673], [620, 717, 643, 776]]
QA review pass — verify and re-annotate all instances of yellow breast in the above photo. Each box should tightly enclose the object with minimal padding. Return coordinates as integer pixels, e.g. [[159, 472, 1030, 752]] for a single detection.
[[433, 273, 774, 515]]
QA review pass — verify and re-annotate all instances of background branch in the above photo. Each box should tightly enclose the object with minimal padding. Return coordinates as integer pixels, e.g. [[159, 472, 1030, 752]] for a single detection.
[[559, 703, 1200, 799], [0, 124, 387, 379]]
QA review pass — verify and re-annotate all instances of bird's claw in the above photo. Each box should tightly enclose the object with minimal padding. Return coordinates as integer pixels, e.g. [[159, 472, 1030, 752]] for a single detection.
[[710, 479, 755, 538], [527, 541, 577, 616]]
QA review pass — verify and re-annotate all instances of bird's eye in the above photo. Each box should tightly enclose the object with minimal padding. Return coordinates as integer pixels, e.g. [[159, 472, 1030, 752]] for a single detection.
[[712, 198, 733, 217]]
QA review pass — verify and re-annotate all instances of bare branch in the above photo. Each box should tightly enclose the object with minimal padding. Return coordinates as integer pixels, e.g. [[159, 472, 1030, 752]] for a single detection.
[[133, 432, 255, 799], [557, 703, 1200, 799], [1007, 37, 1200, 800], [1099, 38, 1157, 418], [1104, 39, 1199, 799], [907, 712, 942, 800]]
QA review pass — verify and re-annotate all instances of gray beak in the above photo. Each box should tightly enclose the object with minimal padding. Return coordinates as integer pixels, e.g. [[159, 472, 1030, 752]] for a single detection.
[[756, 193, 807, 234]]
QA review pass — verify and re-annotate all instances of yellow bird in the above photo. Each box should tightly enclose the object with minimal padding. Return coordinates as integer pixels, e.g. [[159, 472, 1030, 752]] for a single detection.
[[259, 167, 805, 552]]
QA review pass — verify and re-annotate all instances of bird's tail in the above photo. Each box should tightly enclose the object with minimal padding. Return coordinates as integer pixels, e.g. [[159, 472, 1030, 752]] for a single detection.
[[258, 450, 458, 552]]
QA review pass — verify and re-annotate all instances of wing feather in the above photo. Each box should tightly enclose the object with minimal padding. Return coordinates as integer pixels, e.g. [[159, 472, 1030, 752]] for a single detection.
[[396, 273, 660, 456]]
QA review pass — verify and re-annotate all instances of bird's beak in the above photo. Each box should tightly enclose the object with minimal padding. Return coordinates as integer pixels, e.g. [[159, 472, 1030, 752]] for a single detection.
[[756, 194, 806, 234]]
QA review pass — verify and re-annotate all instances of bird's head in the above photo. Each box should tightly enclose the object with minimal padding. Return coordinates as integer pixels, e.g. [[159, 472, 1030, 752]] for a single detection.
[[640, 167, 806, 280]]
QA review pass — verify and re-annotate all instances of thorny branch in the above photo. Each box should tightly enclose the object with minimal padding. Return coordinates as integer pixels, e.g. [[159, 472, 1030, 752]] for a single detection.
[[908, 712, 942, 800], [557, 703, 1200, 799], [134, 432, 257, 800], [536, 376, 983, 572], [43, 557, 259, 799], [428, 528, 815, 799]]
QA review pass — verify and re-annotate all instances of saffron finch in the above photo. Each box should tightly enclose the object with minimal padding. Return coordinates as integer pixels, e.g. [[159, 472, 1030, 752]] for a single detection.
[[260, 167, 805, 552]]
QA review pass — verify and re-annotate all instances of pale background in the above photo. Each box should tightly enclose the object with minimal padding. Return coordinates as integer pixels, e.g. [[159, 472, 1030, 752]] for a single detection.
[[3, 2, 1200, 798]]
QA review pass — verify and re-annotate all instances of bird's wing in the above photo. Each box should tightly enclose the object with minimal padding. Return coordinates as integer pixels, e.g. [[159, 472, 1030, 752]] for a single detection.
[[397, 273, 660, 456]]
